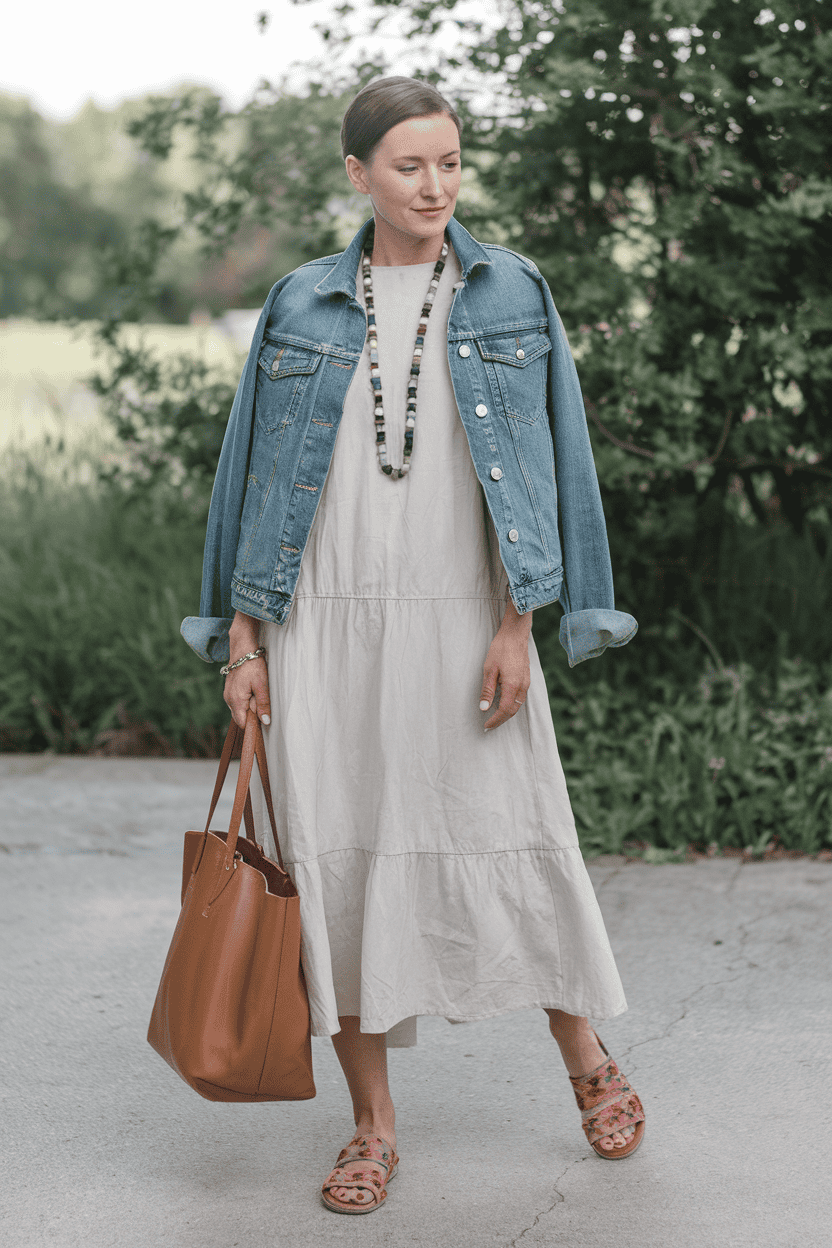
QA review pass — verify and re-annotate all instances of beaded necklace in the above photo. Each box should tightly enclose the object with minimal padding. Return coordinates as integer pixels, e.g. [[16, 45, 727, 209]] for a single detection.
[[361, 226, 450, 478]]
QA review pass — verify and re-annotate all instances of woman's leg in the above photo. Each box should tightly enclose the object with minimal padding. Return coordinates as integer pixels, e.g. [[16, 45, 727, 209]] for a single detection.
[[544, 1009, 635, 1151], [327, 1017, 397, 1202]]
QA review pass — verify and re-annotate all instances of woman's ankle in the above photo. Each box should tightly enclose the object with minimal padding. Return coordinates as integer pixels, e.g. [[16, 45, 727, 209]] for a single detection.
[[544, 1010, 604, 1078], [354, 1103, 396, 1147]]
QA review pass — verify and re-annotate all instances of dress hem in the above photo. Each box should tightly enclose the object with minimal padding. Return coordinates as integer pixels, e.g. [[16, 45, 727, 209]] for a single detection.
[[311, 995, 629, 1041]]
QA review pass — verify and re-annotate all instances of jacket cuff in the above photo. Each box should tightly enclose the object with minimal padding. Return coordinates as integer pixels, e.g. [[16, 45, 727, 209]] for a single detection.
[[180, 616, 233, 664], [559, 609, 638, 668]]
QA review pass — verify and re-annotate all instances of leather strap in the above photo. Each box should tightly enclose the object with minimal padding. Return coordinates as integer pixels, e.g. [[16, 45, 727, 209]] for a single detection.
[[202, 720, 258, 843], [224, 711, 288, 876], [203, 715, 287, 875]]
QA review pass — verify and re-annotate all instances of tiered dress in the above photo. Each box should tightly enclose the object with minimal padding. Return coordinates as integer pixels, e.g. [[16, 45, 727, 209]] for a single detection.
[[250, 245, 627, 1046]]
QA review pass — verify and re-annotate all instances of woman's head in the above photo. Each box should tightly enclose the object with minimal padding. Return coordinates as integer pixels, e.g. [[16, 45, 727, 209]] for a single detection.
[[340, 76, 461, 164], [342, 77, 463, 253]]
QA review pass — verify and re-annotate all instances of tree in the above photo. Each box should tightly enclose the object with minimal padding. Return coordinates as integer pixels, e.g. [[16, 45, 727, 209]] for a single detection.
[[89, 2, 832, 660], [308, 0, 831, 639], [89, 83, 356, 510], [0, 95, 125, 317]]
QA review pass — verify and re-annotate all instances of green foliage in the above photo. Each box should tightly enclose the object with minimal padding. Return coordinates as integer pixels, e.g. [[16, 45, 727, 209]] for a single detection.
[[91, 345, 239, 510], [87, 82, 357, 504], [328, 0, 832, 632], [534, 604, 832, 856], [0, 84, 333, 322], [2, 445, 829, 856], [0, 444, 226, 756], [0, 96, 125, 317], [5, 4, 830, 866]]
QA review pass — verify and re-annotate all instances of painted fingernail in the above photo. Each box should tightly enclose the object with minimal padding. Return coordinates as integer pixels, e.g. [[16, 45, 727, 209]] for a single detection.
[[479, 699, 491, 711], [484, 726, 492, 733], [261, 714, 270, 725]]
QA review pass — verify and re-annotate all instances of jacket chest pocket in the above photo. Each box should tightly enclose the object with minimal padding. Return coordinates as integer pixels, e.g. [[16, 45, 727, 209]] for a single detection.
[[255, 340, 323, 433], [476, 326, 551, 425]]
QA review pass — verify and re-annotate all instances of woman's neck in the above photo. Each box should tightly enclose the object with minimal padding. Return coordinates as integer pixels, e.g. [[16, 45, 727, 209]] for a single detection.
[[370, 215, 447, 266]]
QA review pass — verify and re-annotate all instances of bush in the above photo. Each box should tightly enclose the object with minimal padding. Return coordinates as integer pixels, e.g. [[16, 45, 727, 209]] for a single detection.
[[0, 442, 226, 756], [3, 440, 830, 854], [535, 604, 832, 856]]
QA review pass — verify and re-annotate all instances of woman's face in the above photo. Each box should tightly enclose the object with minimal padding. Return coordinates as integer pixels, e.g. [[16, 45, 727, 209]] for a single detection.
[[346, 113, 462, 247]]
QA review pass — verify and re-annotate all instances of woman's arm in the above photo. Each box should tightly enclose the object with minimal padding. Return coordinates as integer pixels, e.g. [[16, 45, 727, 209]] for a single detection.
[[223, 610, 272, 730], [480, 598, 533, 731]]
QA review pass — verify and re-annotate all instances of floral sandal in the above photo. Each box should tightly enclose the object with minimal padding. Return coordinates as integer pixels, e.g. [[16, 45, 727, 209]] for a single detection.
[[568, 1032, 645, 1160], [321, 1134, 399, 1214]]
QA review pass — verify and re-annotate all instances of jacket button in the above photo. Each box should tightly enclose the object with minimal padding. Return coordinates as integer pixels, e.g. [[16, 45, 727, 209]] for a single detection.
[[515, 349, 525, 359], [458, 344, 471, 357], [475, 403, 488, 417], [508, 529, 519, 542], [490, 467, 503, 480]]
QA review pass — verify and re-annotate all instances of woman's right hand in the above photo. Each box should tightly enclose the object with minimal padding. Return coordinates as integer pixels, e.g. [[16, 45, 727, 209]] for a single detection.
[[224, 612, 272, 730]]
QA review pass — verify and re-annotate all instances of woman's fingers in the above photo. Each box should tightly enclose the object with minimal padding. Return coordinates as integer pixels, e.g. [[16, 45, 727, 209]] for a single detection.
[[249, 661, 271, 724], [223, 657, 271, 729], [481, 634, 531, 731], [484, 679, 529, 731], [479, 667, 498, 712]]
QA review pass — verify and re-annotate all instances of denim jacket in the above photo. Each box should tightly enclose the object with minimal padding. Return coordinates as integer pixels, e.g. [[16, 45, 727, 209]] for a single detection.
[[181, 216, 637, 667]]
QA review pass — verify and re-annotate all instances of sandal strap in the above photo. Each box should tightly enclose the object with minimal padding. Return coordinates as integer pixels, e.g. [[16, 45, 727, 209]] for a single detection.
[[568, 1051, 645, 1146], [569, 1054, 632, 1112], [580, 1090, 645, 1146], [334, 1135, 397, 1171], [323, 1134, 398, 1208], [323, 1168, 386, 1195]]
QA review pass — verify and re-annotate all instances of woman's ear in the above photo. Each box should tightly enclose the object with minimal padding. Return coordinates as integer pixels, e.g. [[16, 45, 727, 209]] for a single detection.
[[345, 155, 370, 196]]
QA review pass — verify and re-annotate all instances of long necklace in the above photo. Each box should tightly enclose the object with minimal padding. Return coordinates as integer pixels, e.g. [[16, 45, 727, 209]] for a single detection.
[[361, 226, 449, 478]]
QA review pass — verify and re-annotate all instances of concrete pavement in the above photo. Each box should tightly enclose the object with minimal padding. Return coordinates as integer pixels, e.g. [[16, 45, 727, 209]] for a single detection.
[[1, 754, 830, 1247]]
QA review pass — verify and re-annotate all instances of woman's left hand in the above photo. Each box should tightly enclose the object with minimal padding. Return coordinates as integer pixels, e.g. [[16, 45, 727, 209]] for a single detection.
[[480, 600, 533, 731]]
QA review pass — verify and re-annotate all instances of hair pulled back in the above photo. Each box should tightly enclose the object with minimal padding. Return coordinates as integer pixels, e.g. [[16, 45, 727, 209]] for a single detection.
[[341, 76, 462, 163]]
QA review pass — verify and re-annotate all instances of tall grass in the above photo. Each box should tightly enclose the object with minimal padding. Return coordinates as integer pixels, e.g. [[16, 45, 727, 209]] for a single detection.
[[0, 441, 226, 755], [536, 612, 832, 856], [2, 441, 830, 852]]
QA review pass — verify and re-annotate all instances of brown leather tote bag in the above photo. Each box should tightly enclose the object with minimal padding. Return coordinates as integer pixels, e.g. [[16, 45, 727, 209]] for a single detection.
[[147, 710, 315, 1101]]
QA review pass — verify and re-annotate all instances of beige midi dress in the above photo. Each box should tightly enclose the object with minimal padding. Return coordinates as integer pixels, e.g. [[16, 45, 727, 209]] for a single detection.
[[250, 245, 627, 1047]]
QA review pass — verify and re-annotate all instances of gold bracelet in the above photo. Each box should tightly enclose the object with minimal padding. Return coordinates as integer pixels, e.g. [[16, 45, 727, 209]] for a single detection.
[[219, 646, 266, 677]]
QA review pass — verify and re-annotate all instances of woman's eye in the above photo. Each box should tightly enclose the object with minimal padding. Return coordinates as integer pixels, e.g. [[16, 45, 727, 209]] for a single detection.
[[396, 163, 459, 174]]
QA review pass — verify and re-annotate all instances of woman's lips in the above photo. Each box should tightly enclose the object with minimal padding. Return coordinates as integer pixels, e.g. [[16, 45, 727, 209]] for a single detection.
[[415, 207, 445, 214]]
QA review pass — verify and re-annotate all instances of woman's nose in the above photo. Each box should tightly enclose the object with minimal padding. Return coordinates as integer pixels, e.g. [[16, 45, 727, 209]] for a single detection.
[[421, 167, 443, 199]]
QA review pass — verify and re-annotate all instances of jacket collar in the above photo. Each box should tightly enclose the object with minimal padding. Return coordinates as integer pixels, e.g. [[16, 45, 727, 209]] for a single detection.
[[313, 215, 492, 298]]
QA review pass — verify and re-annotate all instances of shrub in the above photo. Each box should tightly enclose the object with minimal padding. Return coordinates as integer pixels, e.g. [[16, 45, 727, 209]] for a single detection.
[[0, 442, 226, 755]]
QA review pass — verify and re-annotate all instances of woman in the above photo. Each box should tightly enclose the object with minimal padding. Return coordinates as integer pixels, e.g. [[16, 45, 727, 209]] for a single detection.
[[182, 76, 644, 1213]]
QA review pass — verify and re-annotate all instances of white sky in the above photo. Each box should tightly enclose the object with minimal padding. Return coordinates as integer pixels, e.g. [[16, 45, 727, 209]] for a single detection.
[[3, 1, 340, 121]]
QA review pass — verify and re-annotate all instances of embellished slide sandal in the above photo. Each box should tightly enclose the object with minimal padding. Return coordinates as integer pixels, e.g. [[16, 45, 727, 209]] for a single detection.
[[568, 1032, 646, 1159], [321, 1134, 399, 1214]]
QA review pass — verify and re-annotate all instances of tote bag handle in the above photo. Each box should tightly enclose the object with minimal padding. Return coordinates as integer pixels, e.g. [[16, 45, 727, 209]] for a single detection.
[[198, 712, 288, 876]]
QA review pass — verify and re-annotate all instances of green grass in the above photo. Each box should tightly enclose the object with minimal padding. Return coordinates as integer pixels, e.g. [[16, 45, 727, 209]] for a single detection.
[[535, 609, 832, 856], [0, 441, 227, 756], [2, 441, 831, 854]]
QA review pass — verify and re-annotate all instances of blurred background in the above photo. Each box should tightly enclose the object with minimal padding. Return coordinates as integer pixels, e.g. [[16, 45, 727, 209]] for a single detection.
[[2, 0, 830, 858]]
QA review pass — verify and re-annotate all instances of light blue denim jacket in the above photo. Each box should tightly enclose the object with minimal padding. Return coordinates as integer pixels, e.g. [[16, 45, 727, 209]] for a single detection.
[[181, 217, 637, 667]]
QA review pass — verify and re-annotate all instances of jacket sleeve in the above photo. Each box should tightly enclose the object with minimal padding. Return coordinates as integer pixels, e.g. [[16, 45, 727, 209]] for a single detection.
[[539, 273, 638, 667], [180, 283, 283, 663]]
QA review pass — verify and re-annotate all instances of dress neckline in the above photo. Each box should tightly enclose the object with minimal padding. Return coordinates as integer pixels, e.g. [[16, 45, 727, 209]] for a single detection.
[[370, 259, 440, 272]]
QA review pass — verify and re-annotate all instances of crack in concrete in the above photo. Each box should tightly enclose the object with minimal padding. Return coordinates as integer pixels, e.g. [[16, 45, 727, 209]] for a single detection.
[[724, 858, 745, 896], [615, 966, 755, 1073], [508, 1157, 589, 1246], [612, 869, 790, 1073]]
